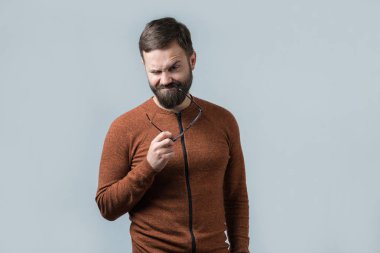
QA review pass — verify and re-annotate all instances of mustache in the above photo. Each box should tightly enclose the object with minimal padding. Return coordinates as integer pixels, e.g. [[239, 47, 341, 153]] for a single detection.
[[157, 82, 181, 90]]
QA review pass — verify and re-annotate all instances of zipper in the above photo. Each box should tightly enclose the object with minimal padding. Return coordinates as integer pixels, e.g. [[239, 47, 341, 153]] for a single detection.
[[176, 112, 196, 253]]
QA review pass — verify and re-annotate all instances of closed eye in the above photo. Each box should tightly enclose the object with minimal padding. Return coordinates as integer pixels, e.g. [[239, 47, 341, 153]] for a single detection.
[[169, 64, 180, 72], [150, 70, 162, 75]]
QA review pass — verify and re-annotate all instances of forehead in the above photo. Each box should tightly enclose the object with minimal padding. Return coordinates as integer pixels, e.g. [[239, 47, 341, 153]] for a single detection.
[[143, 42, 188, 69]]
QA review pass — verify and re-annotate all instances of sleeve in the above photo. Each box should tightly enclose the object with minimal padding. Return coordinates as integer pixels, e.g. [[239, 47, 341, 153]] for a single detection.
[[95, 120, 158, 221], [224, 114, 250, 252]]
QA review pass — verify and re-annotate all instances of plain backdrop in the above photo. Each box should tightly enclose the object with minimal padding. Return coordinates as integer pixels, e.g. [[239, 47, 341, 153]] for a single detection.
[[1, 0, 379, 252]]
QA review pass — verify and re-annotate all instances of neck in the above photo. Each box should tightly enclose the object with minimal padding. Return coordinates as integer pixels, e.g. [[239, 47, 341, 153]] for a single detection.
[[153, 95, 192, 113]]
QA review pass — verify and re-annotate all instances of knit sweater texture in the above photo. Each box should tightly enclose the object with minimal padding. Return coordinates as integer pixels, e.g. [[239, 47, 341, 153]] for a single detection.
[[95, 96, 249, 252]]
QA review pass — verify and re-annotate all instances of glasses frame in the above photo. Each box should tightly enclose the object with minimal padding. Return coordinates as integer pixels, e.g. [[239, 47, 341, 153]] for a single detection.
[[146, 89, 203, 142]]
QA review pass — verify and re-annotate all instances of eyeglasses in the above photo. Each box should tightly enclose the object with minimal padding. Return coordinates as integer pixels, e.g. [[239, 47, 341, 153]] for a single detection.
[[146, 89, 203, 142]]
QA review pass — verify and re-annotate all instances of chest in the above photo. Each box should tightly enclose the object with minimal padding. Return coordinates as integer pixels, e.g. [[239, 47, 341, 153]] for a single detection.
[[130, 113, 231, 177]]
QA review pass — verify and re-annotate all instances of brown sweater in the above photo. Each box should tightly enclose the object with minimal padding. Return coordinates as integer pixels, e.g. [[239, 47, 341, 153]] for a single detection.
[[95, 96, 249, 252]]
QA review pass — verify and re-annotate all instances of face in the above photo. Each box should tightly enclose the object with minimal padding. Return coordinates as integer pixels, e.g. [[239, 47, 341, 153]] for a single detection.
[[142, 41, 196, 109]]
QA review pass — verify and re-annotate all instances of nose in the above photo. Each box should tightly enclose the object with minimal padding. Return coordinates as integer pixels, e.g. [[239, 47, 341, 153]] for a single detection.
[[160, 71, 172, 85]]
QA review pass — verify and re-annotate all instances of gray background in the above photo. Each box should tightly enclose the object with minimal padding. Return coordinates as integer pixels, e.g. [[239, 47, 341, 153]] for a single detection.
[[1, 0, 379, 252]]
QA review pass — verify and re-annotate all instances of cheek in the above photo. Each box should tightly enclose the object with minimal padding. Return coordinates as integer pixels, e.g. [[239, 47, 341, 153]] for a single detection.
[[148, 75, 160, 86], [169, 73, 183, 82]]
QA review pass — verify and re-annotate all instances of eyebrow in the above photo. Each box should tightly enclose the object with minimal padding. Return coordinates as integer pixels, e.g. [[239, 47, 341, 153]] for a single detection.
[[149, 60, 181, 73]]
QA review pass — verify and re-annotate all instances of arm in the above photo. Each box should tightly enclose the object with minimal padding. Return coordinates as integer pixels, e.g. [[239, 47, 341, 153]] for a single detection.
[[224, 115, 250, 252], [95, 120, 158, 221]]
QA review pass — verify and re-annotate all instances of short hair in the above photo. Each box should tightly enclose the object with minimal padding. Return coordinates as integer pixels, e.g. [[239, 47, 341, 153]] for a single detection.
[[139, 17, 194, 58]]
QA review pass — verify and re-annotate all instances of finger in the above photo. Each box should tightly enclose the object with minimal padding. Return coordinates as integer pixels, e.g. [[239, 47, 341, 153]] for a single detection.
[[152, 131, 173, 143], [157, 147, 174, 156], [160, 151, 175, 160], [152, 138, 173, 153], [157, 138, 174, 148]]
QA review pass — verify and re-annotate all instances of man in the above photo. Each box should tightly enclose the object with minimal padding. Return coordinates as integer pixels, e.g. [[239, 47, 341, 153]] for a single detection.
[[95, 17, 249, 253]]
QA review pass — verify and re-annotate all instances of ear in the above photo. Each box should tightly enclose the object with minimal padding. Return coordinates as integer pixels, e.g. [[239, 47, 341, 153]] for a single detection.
[[189, 51, 196, 70], [141, 51, 147, 65], [141, 55, 145, 65], [141, 56, 148, 72]]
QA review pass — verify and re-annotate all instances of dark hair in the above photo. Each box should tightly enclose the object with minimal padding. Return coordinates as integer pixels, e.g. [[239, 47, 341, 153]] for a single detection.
[[139, 17, 194, 58]]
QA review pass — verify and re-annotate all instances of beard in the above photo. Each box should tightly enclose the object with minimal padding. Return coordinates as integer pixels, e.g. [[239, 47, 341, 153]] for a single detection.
[[149, 70, 193, 109]]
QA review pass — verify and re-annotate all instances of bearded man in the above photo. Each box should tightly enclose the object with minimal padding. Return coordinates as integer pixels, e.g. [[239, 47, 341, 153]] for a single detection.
[[95, 17, 250, 253]]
